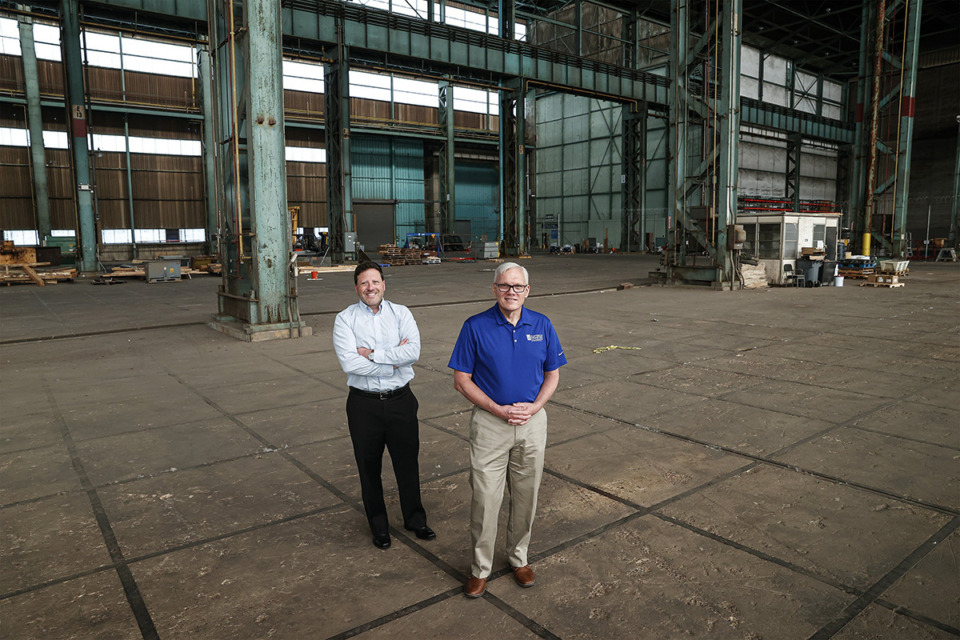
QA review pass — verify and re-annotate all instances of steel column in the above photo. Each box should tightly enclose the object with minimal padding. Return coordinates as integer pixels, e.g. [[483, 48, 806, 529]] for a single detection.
[[785, 132, 802, 212], [324, 38, 353, 262], [500, 86, 518, 254], [199, 48, 219, 255], [715, 0, 742, 289], [59, 0, 97, 271], [438, 79, 455, 236], [890, 0, 923, 257], [951, 116, 960, 248], [849, 0, 875, 246], [18, 12, 51, 242], [621, 103, 646, 252], [208, 0, 308, 341]]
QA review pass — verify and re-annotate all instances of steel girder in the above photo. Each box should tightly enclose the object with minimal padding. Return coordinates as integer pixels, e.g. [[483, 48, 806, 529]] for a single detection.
[[621, 102, 646, 252], [324, 40, 353, 262], [59, 0, 97, 272], [17, 14, 51, 241], [667, 0, 741, 289], [438, 79, 455, 236], [500, 88, 520, 254], [208, 0, 308, 341]]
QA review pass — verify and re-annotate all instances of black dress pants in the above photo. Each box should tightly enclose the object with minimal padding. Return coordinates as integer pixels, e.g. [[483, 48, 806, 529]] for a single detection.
[[346, 386, 427, 535]]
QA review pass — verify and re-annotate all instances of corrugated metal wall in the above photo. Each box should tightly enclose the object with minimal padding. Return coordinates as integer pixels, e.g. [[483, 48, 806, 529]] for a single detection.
[[455, 162, 499, 243], [352, 136, 426, 245]]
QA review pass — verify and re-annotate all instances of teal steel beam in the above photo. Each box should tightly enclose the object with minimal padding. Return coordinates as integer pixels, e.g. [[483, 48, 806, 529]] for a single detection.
[[740, 99, 852, 143], [516, 82, 528, 253], [282, 1, 670, 105], [324, 38, 353, 262], [889, 0, 922, 257], [951, 117, 960, 248], [500, 84, 518, 254], [17, 12, 51, 241], [60, 0, 97, 271], [199, 48, 219, 255], [208, 0, 307, 341], [621, 102, 645, 252], [715, 0, 741, 289], [118, 31, 137, 257], [438, 78, 455, 235]]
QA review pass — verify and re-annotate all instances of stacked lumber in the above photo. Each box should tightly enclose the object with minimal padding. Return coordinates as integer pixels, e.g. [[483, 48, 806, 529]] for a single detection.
[[0, 264, 76, 286], [378, 245, 423, 266], [0, 242, 75, 286], [740, 262, 768, 289]]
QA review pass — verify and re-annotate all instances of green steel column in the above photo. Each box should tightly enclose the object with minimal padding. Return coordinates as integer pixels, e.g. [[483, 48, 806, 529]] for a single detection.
[[498, 0, 514, 40], [716, 0, 742, 289], [208, 0, 308, 341], [118, 32, 137, 258], [59, 0, 97, 272], [18, 12, 51, 241], [516, 83, 527, 253], [786, 132, 802, 212], [890, 0, 923, 257], [199, 48, 219, 255], [438, 78, 455, 235], [951, 117, 959, 248], [500, 86, 518, 254], [849, 0, 875, 246], [621, 103, 646, 252], [668, 0, 688, 265], [324, 38, 353, 262]]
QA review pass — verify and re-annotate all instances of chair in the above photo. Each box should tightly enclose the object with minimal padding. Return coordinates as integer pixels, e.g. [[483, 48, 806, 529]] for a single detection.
[[784, 263, 805, 287]]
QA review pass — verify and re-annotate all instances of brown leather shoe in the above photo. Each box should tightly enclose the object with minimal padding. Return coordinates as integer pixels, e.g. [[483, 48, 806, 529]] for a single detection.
[[512, 565, 535, 587], [464, 576, 487, 598]]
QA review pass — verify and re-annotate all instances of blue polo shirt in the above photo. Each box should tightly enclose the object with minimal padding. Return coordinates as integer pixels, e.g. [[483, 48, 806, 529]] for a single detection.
[[448, 305, 566, 406]]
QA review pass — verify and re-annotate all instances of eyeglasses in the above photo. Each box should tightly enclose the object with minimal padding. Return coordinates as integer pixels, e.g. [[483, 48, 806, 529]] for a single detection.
[[495, 283, 528, 293]]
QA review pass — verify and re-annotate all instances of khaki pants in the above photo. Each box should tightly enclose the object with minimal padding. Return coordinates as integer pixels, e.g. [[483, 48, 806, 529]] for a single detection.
[[468, 406, 547, 579]]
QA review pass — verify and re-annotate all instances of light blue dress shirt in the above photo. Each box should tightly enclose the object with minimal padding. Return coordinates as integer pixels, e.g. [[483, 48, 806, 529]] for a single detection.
[[333, 299, 420, 392]]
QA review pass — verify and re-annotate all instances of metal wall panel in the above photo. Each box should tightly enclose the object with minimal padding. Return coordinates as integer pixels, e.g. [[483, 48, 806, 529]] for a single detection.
[[454, 162, 499, 243]]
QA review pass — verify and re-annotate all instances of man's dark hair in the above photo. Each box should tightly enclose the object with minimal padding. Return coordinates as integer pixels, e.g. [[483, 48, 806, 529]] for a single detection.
[[354, 261, 384, 284]]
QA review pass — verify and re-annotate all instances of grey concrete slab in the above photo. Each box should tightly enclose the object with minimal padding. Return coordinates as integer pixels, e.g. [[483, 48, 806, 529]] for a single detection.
[[720, 379, 890, 424], [775, 427, 960, 510], [351, 595, 541, 640], [0, 569, 141, 640], [880, 529, 960, 630], [130, 507, 458, 638], [1, 493, 114, 593], [99, 454, 342, 558], [2, 255, 958, 638], [489, 515, 852, 639], [848, 401, 959, 448], [643, 398, 835, 456], [660, 465, 952, 591], [0, 412, 63, 456], [832, 604, 958, 639], [0, 443, 80, 505], [235, 397, 351, 449], [74, 418, 266, 486], [630, 363, 768, 398], [556, 380, 709, 426], [546, 425, 748, 507]]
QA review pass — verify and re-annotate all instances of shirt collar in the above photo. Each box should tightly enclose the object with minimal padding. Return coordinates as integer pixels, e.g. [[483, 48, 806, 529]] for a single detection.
[[492, 304, 529, 327], [356, 299, 387, 316]]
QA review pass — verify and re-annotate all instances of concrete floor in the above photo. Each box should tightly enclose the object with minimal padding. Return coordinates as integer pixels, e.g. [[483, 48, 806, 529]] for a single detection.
[[1, 254, 958, 640]]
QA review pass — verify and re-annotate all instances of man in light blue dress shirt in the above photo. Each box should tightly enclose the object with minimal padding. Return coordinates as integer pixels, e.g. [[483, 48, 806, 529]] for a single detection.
[[333, 261, 435, 549]]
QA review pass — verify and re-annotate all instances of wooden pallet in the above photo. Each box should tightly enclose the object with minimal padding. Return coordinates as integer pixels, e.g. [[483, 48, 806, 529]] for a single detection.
[[838, 267, 874, 279], [860, 280, 904, 288], [1, 264, 75, 286]]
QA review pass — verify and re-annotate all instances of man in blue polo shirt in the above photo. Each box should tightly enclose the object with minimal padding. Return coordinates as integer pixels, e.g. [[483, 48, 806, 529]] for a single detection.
[[448, 262, 566, 598]]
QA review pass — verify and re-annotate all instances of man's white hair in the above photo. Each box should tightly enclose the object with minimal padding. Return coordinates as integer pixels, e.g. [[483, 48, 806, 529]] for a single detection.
[[493, 262, 529, 284]]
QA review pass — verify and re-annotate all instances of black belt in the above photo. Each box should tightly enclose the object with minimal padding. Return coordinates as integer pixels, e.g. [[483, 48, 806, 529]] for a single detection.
[[350, 384, 410, 400]]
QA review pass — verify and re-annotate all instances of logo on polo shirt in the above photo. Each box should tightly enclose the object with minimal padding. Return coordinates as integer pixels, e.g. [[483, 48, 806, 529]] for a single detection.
[[526, 334, 544, 342]]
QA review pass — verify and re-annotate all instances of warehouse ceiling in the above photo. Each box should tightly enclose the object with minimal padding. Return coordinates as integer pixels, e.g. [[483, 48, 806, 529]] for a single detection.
[[516, 0, 959, 79]]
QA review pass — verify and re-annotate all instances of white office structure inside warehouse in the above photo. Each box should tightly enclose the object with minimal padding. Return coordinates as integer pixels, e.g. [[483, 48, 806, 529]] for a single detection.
[[0, 1, 958, 639]]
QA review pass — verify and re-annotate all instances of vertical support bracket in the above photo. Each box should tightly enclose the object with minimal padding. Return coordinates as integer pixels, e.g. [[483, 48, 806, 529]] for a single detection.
[[438, 78, 455, 236]]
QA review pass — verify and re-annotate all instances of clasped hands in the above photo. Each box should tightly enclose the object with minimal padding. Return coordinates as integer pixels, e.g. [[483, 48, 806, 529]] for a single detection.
[[500, 402, 537, 426]]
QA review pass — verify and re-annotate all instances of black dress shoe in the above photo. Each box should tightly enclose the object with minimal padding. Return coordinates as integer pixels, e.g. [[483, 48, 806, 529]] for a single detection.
[[373, 533, 391, 549], [407, 525, 436, 541]]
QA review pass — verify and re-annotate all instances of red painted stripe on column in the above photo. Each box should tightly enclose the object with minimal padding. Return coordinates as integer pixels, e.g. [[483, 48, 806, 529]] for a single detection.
[[72, 118, 87, 137], [901, 96, 916, 117]]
